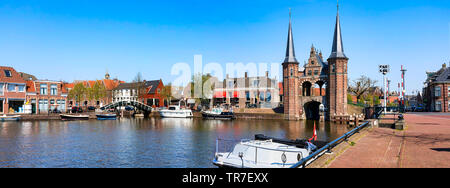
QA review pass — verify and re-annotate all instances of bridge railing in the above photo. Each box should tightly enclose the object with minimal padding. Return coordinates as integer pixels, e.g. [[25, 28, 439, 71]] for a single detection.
[[100, 100, 153, 112], [290, 121, 371, 168]]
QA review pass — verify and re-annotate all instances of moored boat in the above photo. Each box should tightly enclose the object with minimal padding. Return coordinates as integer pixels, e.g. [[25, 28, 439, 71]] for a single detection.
[[60, 114, 90, 121], [96, 114, 117, 120], [158, 101, 193, 118], [0, 115, 21, 121], [202, 108, 234, 120], [212, 134, 327, 168]]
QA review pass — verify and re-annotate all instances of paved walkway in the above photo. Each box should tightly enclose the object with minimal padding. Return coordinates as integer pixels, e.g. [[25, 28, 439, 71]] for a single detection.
[[328, 113, 450, 168]]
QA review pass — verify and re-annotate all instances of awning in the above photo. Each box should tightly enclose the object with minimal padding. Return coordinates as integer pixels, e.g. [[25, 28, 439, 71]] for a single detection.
[[233, 91, 239, 98], [214, 91, 227, 98]]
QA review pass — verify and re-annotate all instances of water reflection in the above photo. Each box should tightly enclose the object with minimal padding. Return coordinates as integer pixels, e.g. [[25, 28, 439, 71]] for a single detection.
[[0, 118, 351, 168]]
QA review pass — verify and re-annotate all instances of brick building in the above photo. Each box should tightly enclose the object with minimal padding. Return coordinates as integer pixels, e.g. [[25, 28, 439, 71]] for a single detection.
[[282, 6, 349, 120], [423, 63, 450, 112], [65, 73, 123, 108], [212, 72, 280, 109], [26, 80, 68, 114], [112, 80, 166, 108], [0, 66, 27, 114]]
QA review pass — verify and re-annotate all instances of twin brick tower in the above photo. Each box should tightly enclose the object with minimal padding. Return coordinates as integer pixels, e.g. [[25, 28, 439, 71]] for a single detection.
[[282, 5, 348, 121]]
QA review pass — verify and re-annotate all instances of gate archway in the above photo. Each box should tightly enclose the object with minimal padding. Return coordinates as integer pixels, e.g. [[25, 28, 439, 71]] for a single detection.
[[304, 101, 321, 120]]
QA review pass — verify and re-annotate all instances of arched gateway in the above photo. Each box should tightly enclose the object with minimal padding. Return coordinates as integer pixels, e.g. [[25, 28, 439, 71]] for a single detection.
[[282, 6, 348, 121]]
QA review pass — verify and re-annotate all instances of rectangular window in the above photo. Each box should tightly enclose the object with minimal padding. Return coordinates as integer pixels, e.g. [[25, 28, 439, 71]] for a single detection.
[[18, 85, 25, 92], [40, 84, 48, 95], [435, 86, 441, 97], [314, 70, 319, 75], [448, 86, 450, 97], [228, 81, 234, 88], [253, 80, 260, 87], [50, 84, 58, 95], [436, 101, 442, 112], [7, 84, 15, 92], [4, 70, 11, 77], [0, 83, 4, 95]]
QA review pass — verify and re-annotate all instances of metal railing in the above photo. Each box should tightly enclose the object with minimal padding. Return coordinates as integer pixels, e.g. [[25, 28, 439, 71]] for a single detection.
[[290, 121, 371, 168]]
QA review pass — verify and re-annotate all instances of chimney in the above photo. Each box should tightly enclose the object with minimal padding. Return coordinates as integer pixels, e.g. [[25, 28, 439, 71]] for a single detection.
[[245, 72, 248, 78], [265, 71, 269, 78]]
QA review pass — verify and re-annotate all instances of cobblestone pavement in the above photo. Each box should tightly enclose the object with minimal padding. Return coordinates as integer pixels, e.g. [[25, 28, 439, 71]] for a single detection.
[[328, 113, 450, 168]]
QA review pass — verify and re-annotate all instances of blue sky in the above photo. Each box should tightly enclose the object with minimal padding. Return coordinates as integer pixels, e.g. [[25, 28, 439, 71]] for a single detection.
[[0, 0, 449, 94]]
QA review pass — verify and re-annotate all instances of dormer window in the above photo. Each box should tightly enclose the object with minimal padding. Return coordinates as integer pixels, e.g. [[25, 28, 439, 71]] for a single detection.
[[4, 70, 11, 77]]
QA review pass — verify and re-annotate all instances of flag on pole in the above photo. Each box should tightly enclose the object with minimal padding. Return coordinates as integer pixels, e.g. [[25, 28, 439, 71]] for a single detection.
[[309, 122, 317, 142]]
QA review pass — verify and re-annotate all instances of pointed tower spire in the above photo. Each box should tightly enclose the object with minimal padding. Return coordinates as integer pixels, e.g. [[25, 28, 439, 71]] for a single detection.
[[284, 8, 299, 64], [329, 0, 347, 59]]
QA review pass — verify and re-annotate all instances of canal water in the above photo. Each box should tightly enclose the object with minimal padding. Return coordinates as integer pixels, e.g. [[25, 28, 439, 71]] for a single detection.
[[0, 118, 351, 168]]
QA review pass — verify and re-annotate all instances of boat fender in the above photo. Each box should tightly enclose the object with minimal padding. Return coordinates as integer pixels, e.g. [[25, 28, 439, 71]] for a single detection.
[[297, 153, 303, 161], [281, 152, 287, 164]]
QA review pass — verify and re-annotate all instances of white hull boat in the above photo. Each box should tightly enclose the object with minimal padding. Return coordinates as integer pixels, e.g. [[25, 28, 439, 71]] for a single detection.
[[213, 134, 326, 168], [0, 115, 21, 121], [158, 105, 193, 118]]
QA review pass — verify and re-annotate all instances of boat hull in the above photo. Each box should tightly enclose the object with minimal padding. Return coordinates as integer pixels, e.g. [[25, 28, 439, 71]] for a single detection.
[[0, 116, 20, 121], [60, 114, 90, 121], [202, 112, 234, 120], [96, 114, 117, 120], [158, 111, 193, 118]]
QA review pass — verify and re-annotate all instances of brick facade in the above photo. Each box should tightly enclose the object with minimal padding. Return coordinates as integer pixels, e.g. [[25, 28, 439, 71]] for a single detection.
[[327, 58, 348, 118], [0, 66, 27, 114], [423, 64, 450, 112], [26, 80, 68, 114]]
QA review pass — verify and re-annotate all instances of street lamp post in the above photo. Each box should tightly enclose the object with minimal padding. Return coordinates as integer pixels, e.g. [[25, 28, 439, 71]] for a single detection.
[[379, 65, 390, 114]]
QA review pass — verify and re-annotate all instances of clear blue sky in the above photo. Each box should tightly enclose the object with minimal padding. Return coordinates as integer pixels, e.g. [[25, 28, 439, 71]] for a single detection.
[[0, 0, 449, 94]]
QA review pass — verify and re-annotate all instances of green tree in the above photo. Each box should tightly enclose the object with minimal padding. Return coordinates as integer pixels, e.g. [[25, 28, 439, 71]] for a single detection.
[[190, 73, 214, 106], [374, 96, 381, 106], [160, 83, 173, 106], [91, 81, 107, 105], [347, 94, 353, 104], [68, 83, 86, 106]]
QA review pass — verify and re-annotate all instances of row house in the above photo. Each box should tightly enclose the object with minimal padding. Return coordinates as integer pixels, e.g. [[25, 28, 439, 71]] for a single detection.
[[0, 66, 27, 114], [65, 73, 123, 108], [423, 63, 450, 112], [212, 72, 280, 109], [26, 80, 68, 114], [112, 80, 165, 108]]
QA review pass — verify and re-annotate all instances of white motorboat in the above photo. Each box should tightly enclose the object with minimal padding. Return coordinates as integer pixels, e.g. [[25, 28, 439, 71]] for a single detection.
[[0, 115, 21, 121], [158, 104, 193, 118], [213, 134, 326, 168], [202, 108, 235, 120]]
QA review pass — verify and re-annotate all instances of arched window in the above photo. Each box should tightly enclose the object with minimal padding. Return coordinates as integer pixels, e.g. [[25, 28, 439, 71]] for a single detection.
[[290, 68, 293, 77]]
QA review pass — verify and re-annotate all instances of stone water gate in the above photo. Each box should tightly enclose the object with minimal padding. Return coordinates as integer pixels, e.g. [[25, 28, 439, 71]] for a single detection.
[[282, 7, 348, 121]]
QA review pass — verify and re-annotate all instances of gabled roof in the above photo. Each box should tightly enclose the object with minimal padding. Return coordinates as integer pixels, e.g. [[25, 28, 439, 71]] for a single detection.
[[434, 67, 450, 82], [146, 80, 163, 94], [0, 66, 26, 83]]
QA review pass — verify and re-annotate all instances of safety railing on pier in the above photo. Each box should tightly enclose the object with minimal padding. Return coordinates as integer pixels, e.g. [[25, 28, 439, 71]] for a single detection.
[[290, 121, 371, 168]]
